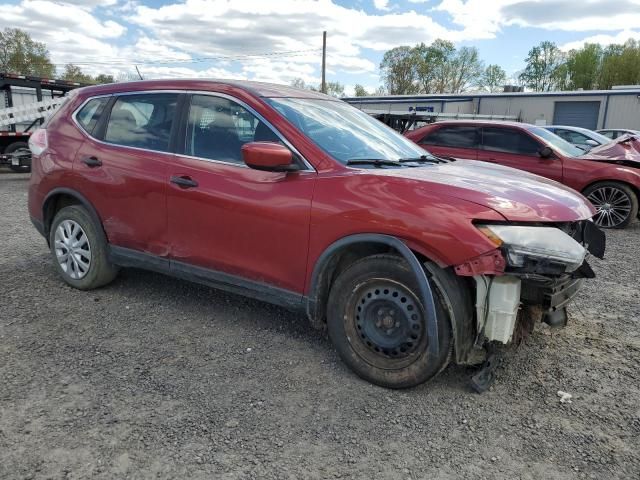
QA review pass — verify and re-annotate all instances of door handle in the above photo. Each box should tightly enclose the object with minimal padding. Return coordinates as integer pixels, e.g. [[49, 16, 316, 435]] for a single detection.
[[170, 175, 198, 189], [82, 156, 102, 168]]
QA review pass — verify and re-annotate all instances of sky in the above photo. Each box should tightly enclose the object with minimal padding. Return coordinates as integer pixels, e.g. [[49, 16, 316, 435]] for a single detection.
[[2, 0, 640, 94]]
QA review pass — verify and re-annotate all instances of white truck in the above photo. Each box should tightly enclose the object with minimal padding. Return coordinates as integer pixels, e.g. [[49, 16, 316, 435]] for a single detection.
[[0, 73, 81, 172]]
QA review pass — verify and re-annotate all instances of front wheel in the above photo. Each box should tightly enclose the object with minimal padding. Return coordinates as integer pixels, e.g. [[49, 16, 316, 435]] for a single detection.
[[584, 182, 638, 229], [327, 254, 452, 389]]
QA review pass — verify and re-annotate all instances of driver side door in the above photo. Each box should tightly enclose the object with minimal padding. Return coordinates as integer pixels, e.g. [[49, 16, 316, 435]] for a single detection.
[[167, 93, 316, 295]]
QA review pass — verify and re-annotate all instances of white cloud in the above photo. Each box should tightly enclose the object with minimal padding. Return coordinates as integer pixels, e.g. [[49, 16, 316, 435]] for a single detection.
[[560, 29, 640, 51], [435, 0, 640, 35], [373, 0, 390, 10]]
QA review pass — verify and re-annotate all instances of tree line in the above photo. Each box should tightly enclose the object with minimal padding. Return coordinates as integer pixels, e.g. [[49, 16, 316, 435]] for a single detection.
[[0, 28, 114, 84], [377, 38, 640, 96]]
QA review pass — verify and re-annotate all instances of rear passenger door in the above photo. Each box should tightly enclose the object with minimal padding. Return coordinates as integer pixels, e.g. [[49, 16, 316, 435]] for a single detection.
[[417, 125, 479, 160], [478, 127, 563, 182], [73, 92, 180, 256], [167, 93, 315, 294]]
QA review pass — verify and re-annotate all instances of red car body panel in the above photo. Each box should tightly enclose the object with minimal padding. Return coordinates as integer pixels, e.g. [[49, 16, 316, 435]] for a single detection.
[[29, 81, 597, 298], [405, 121, 640, 197]]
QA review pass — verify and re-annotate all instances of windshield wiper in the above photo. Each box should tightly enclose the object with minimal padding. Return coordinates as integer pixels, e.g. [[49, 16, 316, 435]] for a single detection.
[[398, 155, 447, 164], [346, 158, 402, 167]]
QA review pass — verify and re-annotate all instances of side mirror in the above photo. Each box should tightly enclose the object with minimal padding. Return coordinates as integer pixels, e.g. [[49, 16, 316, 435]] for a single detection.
[[538, 146, 554, 158], [241, 142, 298, 172], [584, 139, 599, 147]]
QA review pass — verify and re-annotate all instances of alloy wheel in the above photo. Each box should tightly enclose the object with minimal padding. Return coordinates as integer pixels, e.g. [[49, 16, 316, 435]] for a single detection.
[[587, 186, 632, 228], [54, 220, 92, 279]]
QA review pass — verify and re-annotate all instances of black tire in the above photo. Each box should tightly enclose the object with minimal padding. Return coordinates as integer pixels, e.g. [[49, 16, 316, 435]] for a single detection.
[[327, 254, 453, 389], [49, 205, 119, 290], [5, 141, 31, 173], [583, 181, 638, 229]]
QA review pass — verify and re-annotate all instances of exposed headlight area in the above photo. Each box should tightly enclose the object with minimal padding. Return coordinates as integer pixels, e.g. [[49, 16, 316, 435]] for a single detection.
[[477, 224, 587, 274]]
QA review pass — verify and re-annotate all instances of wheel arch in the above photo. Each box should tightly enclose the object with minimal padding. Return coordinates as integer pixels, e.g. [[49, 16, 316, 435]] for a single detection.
[[42, 188, 105, 243], [306, 233, 441, 360], [581, 178, 640, 199]]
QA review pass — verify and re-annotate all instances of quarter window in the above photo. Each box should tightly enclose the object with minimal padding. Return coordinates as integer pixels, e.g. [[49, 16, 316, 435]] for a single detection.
[[104, 93, 178, 152], [185, 95, 281, 164], [482, 128, 541, 155], [419, 126, 478, 148], [76, 97, 109, 135]]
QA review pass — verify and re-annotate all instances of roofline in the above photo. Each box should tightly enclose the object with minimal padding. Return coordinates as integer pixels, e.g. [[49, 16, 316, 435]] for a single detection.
[[343, 89, 640, 103]]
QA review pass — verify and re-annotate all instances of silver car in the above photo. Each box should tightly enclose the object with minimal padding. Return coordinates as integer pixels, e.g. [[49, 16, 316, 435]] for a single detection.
[[544, 125, 612, 151]]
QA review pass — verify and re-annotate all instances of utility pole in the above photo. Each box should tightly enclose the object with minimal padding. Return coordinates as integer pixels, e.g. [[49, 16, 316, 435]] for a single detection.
[[321, 31, 326, 94]]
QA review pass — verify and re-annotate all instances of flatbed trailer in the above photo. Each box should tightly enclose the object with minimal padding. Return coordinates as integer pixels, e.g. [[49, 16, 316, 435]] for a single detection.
[[0, 73, 82, 172]]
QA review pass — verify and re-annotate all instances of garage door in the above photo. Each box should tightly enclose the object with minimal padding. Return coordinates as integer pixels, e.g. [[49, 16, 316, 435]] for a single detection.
[[553, 101, 600, 129]]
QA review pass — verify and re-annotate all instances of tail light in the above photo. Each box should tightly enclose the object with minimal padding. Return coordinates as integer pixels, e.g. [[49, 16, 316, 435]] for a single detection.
[[29, 128, 48, 156]]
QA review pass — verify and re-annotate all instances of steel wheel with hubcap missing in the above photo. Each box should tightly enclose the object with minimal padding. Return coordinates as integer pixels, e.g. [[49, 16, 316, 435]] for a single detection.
[[54, 219, 92, 279], [327, 254, 452, 389], [584, 182, 638, 229], [349, 279, 428, 370]]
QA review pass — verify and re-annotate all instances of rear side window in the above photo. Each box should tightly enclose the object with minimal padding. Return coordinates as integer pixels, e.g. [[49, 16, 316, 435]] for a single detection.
[[482, 127, 541, 155], [104, 93, 178, 152], [419, 126, 478, 148], [76, 97, 109, 135], [600, 131, 615, 139]]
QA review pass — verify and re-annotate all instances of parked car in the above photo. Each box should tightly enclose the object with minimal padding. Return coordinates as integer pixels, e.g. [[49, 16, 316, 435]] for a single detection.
[[543, 125, 611, 151], [406, 120, 640, 228], [28, 80, 604, 389], [596, 128, 640, 140]]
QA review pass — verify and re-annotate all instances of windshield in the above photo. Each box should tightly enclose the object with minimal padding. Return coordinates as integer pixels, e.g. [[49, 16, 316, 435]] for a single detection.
[[265, 98, 434, 163], [528, 126, 585, 157]]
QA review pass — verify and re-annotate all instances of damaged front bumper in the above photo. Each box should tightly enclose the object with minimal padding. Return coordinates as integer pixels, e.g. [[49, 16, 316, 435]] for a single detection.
[[461, 220, 605, 346]]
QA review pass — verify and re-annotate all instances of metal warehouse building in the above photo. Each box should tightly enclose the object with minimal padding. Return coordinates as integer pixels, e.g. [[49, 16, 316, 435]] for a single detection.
[[344, 88, 640, 131]]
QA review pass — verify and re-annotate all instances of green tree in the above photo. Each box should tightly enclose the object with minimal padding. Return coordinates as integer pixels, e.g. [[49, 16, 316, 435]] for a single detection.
[[449, 46, 484, 93], [93, 73, 115, 84], [519, 41, 565, 91], [598, 40, 640, 89], [325, 81, 345, 97], [563, 43, 602, 90], [353, 84, 369, 96], [380, 46, 420, 95], [479, 64, 507, 92], [0, 28, 55, 77], [290, 77, 308, 89], [62, 64, 93, 83], [414, 39, 456, 93]]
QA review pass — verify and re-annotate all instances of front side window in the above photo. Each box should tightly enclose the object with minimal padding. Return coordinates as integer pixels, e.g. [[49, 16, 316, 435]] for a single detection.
[[76, 97, 109, 135], [265, 97, 432, 164], [104, 93, 178, 152], [420, 126, 478, 148], [482, 127, 542, 156], [185, 95, 281, 164], [600, 131, 615, 139]]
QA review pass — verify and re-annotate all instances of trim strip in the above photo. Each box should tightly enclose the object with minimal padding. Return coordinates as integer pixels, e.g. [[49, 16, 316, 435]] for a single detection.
[[109, 245, 305, 312]]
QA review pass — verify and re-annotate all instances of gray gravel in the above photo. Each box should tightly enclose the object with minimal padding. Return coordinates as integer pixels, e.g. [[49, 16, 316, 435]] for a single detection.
[[1, 172, 639, 480]]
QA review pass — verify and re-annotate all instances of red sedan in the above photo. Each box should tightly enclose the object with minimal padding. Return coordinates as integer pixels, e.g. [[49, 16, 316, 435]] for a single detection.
[[405, 120, 640, 228], [28, 80, 603, 389]]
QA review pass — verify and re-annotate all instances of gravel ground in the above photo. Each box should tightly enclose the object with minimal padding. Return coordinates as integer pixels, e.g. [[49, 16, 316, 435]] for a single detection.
[[1, 172, 639, 480]]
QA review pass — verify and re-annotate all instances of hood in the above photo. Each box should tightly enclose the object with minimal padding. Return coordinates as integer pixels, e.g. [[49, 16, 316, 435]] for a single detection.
[[371, 160, 594, 222], [580, 134, 640, 166]]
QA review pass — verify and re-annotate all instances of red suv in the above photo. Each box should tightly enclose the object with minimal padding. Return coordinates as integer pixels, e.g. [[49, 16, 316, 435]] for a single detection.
[[405, 121, 640, 229], [28, 80, 604, 389]]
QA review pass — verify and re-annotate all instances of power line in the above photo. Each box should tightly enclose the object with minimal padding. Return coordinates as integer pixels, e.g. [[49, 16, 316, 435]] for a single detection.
[[43, 48, 323, 67]]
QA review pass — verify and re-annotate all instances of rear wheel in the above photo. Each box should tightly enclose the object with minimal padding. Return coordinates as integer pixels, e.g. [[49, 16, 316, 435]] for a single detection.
[[49, 205, 119, 290], [5, 141, 31, 173], [583, 182, 638, 229], [327, 254, 452, 389]]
